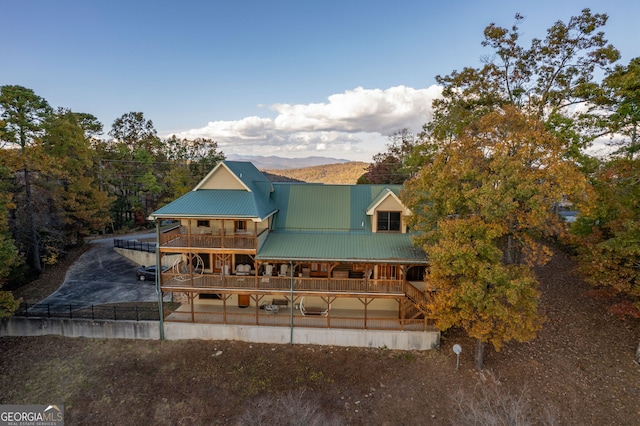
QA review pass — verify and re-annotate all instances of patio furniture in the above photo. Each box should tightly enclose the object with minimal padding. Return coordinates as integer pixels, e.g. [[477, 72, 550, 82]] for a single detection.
[[236, 264, 251, 275], [299, 297, 329, 317], [263, 304, 279, 314], [278, 264, 289, 276]]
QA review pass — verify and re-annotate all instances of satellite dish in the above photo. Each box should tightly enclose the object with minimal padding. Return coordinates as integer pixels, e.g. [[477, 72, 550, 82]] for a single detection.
[[452, 344, 462, 370]]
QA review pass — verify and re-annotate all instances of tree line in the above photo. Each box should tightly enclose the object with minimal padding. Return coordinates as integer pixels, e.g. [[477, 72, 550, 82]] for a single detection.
[[0, 92, 224, 311], [361, 9, 639, 368]]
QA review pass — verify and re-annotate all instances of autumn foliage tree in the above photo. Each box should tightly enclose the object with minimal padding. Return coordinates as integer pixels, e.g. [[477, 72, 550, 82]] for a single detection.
[[572, 58, 640, 305], [0, 164, 20, 316], [398, 9, 623, 370], [403, 107, 590, 369]]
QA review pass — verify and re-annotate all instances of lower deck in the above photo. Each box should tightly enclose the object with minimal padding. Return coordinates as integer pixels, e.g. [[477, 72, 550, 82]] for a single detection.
[[163, 292, 435, 333]]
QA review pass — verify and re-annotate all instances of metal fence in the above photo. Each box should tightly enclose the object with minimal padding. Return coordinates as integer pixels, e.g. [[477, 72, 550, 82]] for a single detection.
[[14, 303, 160, 321], [114, 238, 156, 253]]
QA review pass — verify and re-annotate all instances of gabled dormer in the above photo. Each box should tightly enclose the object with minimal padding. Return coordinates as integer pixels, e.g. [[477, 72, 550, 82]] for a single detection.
[[366, 188, 410, 233]]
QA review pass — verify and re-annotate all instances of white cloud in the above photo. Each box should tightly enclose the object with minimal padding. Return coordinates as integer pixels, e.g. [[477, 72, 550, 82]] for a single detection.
[[171, 85, 442, 161]]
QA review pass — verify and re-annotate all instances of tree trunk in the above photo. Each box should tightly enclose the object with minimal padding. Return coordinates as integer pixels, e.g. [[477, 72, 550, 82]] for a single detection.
[[474, 339, 485, 371], [24, 168, 41, 273]]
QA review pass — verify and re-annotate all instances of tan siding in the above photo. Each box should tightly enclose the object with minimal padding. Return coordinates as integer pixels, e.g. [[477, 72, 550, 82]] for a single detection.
[[377, 196, 403, 211], [199, 167, 247, 190]]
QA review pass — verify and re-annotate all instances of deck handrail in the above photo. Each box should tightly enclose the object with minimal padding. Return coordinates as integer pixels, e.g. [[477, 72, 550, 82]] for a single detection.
[[161, 273, 404, 295], [404, 281, 430, 314], [158, 233, 257, 250]]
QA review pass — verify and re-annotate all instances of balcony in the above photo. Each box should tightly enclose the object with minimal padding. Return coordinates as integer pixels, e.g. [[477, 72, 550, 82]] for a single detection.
[[159, 229, 257, 250], [160, 273, 404, 295]]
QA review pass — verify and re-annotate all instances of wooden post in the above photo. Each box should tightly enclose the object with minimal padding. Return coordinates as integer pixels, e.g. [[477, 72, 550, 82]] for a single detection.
[[474, 339, 485, 371]]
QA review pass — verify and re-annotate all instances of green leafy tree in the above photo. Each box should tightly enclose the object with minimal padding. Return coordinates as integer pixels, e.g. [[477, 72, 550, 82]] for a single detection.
[[430, 9, 619, 161], [0, 85, 52, 274], [42, 110, 112, 247], [102, 112, 165, 229], [596, 57, 640, 157], [161, 135, 225, 201], [403, 107, 590, 369]]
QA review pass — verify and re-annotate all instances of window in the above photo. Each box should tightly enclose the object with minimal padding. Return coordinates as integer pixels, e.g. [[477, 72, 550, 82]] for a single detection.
[[197, 220, 209, 227], [378, 265, 398, 280], [235, 220, 247, 232], [377, 211, 401, 232]]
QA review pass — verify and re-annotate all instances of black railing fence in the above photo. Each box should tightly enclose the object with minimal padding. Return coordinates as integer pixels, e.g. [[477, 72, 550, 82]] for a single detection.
[[113, 239, 156, 253], [14, 303, 160, 321]]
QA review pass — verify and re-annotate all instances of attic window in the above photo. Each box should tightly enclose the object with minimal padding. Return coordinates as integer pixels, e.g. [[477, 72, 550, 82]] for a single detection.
[[197, 220, 210, 227], [377, 211, 401, 232]]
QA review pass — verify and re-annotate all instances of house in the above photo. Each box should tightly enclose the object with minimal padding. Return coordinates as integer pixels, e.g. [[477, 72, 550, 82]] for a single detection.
[[149, 161, 439, 349]]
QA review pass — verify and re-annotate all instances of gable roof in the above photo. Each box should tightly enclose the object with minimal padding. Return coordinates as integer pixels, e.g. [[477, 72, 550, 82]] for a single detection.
[[270, 184, 403, 232], [194, 161, 274, 195], [152, 161, 277, 220], [366, 187, 409, 215], [151, 190, 276, 219]]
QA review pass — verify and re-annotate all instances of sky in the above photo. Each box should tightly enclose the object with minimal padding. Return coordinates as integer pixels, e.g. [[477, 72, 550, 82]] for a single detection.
[[3, 0, 639, 162]]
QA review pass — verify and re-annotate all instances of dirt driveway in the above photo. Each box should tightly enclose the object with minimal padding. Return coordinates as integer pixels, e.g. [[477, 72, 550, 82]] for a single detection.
[[32, 236, 158, 311]]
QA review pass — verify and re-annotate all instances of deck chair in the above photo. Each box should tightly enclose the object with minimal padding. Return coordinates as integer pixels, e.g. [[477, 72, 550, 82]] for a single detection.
[[264, 264, 273, 276], [278, 264, 288, 277], [299, 297, 329, 317]]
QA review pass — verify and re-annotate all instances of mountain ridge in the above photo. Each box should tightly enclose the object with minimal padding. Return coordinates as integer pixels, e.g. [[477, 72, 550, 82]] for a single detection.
[[265, 162, 370, 184], [226, 154, 351, 170]]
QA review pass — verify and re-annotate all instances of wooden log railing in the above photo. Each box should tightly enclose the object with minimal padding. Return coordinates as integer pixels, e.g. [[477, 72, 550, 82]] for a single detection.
[[165, 309, 437, 332], [158, 231, 257, 250], [161, 273, 404, 295]]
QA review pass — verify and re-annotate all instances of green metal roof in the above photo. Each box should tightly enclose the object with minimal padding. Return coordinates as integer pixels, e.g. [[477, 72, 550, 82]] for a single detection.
[[224, 161, 274, 197], [152, 161, 424, 263], [151, 189, 276, 219], [270, 183, 402, 232], [256, 231, 427, 264]]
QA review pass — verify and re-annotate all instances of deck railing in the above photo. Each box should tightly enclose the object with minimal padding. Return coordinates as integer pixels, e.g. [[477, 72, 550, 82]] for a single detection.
[[161, 273, 404, 295], [165, 309, 436, 332], [159, 230, 257, 250]]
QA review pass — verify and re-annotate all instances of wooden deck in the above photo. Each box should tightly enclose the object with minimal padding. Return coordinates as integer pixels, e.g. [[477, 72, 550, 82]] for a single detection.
[[159, 230, 257, 250], [165, 304, 436, 332]]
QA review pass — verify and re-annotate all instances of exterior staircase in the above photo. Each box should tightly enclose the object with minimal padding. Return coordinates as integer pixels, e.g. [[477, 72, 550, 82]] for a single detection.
[[404, 281, 431, 317]]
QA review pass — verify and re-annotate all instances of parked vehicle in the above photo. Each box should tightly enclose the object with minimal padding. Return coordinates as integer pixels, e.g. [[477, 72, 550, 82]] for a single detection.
[[135, 265, 168, 281]]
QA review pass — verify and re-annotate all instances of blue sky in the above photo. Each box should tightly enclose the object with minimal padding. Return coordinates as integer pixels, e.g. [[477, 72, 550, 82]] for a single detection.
[[3, 1, 639, 161]]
